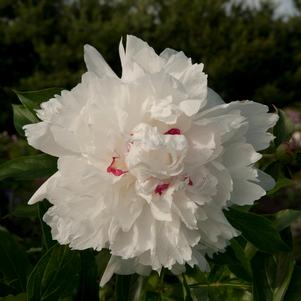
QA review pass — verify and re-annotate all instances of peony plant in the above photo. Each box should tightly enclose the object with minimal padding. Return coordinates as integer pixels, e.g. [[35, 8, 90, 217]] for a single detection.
[[1, 35, 300, 301]]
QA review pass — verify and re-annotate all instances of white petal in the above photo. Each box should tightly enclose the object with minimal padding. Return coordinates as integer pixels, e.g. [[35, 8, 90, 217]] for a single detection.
[[150, 196, 173, 221], [28, 173, 57, 204], [122, 35, 164, 77], [100, 256, 120, 287], [84, 44, 117, 78], [162, 51, 208, 102], [222, 143, 262, 168], [173, 191, 198, 229], [100, 256, 151, 287], [255, 169, 276, 191], [230, 167, 267, 205], [160, 48, 178, 60], [199, 100, 278, 150], [221, 143, 267, 205], [205, 87, 224, 109], [179, 99, 202, 116], [24, 123, 74, 157]]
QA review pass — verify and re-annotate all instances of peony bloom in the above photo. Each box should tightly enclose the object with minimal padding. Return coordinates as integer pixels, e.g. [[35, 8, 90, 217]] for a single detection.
[[24, 35, 278, 285]]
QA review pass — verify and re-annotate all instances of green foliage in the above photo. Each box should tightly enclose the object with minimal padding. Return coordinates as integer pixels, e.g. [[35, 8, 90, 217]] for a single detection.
[[26, 244, 81, 301], [0, 154, 57, 181], [284, 266, 301, 301], [12, 88, 62, 136], [224, 208, 290, 253], [38, 201, 56, 251], [0, 227, 32, 295], [12, 105, 38, 136], [14, 88, 62, 112], [76, 250, 99, 301]]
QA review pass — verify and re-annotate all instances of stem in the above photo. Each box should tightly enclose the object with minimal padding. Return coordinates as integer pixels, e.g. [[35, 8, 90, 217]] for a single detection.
[[244, 242, 257, 260], [182, 274, 193, 301], [158, 269, 165, 301], [188, 282, 251, 289]]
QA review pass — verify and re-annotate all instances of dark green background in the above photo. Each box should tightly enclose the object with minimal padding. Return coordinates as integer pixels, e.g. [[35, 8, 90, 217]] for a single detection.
[[1, 0, 301, 132]]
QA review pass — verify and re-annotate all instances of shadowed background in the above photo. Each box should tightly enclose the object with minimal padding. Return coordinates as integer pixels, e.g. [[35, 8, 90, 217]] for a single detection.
[[1, 0, 301, 133]]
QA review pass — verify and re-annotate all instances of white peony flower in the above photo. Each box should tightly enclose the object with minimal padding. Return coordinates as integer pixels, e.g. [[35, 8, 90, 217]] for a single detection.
[[24, 35, 278, 286]]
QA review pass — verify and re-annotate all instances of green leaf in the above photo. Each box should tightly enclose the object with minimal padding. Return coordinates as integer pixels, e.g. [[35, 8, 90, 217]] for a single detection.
[[181, 274, 193, 301], [230, 239, 252, 279], [38, 200, 55, 251], [224, 208, 290, 253], [284, 265, 301, 301], [75, 250, 99, 301], [27, 244, 80, 301], [273, 108, 294, 146], [12, 104, 38, 136], [252, 253, 273, 301], [0, 154, 57, 181], [14, 88, 62, 112], [0, 227, 32, 293], [12, 203, 38, 219], [272, 253, 295, 301], [212, 243, 252, 281], [252, 252, 295, 301], [95, 249, 111, 279]]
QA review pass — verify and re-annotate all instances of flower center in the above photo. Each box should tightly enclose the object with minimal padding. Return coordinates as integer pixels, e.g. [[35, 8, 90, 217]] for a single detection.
[[154, 183, 170, 195], [185, 176, 193, 186], [164, 128, 181, 135], [107, 157, 128, 176]]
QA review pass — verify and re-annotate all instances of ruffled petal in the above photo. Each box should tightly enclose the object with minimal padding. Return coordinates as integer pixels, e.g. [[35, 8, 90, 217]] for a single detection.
[[120, 35, 164, 81], [197, 100, 278, 150]]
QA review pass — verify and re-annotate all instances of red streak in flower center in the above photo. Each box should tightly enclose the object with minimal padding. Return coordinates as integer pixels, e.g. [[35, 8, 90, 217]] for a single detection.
[[164, 128, 181, 135], [154, 183, 170, 195], [107, 157, 127, 176], [184, 176, 193, 186]]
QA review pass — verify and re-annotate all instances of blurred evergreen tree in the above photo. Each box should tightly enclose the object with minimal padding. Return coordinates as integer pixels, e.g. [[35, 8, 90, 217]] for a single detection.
[[1, 0, 301, 132]]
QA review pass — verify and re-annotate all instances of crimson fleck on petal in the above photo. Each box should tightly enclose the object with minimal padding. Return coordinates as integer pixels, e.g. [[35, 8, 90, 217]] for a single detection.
[[154, 183, 170, 195], [107, 157, 127, 176], [164, 128, 181, 135]]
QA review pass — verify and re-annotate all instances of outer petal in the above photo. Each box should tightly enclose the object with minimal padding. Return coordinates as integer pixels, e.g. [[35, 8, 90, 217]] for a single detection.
[[28, 173, 58, 204], [120, 35, 164, 81], [256, 169, 276, 191], [100, 256, 151, 287], [162, 51, 208, 102], [205, 88, 224, 109], [197, 100, 278, 150], [24, 122, 77, 157], [84, 44, 117, 78], [197, 204, 239, 252], [24, 73, 93, 157], [222, 142, 267, 205]]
